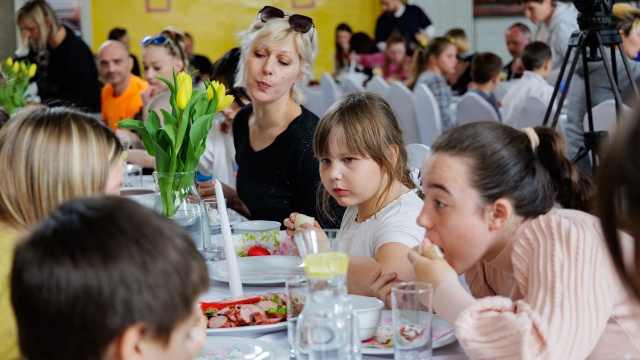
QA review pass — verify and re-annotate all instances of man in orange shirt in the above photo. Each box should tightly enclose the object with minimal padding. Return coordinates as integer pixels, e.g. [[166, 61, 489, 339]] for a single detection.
[[97, 40, 148, 130]]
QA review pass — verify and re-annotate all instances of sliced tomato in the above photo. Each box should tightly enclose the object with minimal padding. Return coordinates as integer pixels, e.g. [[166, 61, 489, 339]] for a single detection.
[[200, 295, 262, 312], [247, 246, 271, 256]]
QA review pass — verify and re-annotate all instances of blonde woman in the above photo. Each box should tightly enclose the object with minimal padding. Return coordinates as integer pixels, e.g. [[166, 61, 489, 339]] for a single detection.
[[202, 6, 344, 226], [0, 106, 123, 359], [16, 0, 101, 112]]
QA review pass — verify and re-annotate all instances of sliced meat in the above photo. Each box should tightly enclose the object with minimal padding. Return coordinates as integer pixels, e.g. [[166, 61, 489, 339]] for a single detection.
[[255, 300, 279, 313], [265, 292, 287, 305], [253, 311, 269, 323], [218, 307, 238, 323], [236, 306, 254, 326], [208, 316, 230, 329], [256, 317, 285, 325], [269, 311, 286, 319], [242, 304, 266, 316]]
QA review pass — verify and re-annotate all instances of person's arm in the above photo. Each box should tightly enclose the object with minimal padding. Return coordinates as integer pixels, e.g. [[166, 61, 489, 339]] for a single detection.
[[348, 242, 414, 296], [413, 214, 619, 359]]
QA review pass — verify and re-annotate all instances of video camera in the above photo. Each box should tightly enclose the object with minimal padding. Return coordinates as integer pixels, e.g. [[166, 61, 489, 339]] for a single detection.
[[573, 0, 614, 30]]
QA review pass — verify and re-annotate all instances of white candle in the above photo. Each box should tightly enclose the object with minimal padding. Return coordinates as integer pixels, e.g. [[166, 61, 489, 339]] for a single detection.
[[213, 180, 243, 297]]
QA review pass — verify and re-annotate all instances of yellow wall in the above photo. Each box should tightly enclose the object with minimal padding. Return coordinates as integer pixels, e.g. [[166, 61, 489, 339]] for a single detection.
[[91, 0, 381, 79]]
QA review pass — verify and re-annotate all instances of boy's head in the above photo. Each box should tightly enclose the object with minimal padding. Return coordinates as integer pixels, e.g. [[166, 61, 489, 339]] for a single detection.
[[11, 196, 209, 360], [522, 41, 552, 76], [471, 52, 504, 85]]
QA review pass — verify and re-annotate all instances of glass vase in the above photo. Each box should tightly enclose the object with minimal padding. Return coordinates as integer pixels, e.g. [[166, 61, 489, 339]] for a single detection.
[[153, 171, 210, 252]]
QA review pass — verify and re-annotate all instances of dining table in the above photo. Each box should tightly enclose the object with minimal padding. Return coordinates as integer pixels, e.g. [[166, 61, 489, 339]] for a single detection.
[[199, 278, 469, 359]]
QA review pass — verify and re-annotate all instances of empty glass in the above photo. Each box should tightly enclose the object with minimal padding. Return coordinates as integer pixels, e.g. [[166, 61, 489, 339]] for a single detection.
[[391, 282, 433, 360], [286, 276, 308, 359]]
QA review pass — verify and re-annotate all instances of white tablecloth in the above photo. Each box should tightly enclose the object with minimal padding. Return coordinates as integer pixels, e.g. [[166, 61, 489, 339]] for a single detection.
[[200, 280, 468, 359]]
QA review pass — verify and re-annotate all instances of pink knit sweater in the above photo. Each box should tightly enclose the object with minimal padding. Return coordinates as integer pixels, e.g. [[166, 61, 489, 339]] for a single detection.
[[434, 209, 640, 359]]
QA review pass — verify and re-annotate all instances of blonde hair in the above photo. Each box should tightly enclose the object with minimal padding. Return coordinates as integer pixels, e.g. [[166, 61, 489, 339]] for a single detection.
[[0, 106, 122, 231], [612, 3, 640, 36], [16, 0, 60, 53], [235, 12, 318, 104], [444, 28, 470, 55], [405, 37, 456, 90], [313, 92, 415, 219]]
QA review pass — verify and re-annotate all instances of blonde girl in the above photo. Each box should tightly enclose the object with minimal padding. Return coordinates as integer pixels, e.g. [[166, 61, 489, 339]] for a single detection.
[[0, 106, 123, 358], [405, 37, 458, 130], [285, 92, 424, 296]]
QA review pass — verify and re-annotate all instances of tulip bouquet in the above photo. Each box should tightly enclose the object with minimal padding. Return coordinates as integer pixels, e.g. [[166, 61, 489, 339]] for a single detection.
[[0, 58, 37, 115], [117, 70, 234, 216]]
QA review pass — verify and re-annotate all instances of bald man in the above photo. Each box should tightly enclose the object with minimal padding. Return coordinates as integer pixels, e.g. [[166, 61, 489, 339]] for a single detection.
[[97, 40, 148, 130], [504, 23, 531, 80]]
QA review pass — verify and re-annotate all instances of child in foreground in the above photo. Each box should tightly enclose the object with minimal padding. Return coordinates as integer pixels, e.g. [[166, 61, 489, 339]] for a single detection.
[[11, 196, 210, 360], [285, 92, 424, 296]]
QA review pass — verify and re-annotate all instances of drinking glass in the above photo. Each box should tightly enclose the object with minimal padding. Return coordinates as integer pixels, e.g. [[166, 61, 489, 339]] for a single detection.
[[124, 163, 143, 188], [294, 229, 361, 360], [391, 282, 433, 360], [286, 276, 307, 359], [202, 199, 227, 262]]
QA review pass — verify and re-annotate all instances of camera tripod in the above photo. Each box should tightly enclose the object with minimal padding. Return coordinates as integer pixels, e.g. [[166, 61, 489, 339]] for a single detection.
[[542, 25, 640, 173]]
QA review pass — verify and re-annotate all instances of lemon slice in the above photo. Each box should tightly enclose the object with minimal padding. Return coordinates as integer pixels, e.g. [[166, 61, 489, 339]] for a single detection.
[[303, 252, 349, 280]]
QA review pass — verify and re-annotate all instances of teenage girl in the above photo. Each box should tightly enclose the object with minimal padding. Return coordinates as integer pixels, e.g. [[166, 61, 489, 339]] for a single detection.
[[372, 122, 639, 358], [405, 37, 458, 130], [285, 92, 424, 296]]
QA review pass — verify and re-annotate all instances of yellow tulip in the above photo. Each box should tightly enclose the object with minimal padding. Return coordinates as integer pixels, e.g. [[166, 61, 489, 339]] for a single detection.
[[175, 71, 192, 110], [28, 63, 37, 78], [12, 62, 19, 73], [209, 80, 235, 111], [6, 58, 13, 68], [20, 62, 27, 72]]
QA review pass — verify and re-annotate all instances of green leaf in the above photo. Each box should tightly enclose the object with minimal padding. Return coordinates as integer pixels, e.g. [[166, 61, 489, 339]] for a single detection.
[[140, 131, 156, 157], [146, 110, 162, 143], [189, 114, 214, 152], [116, 119, 145, 131], [160, 109, 177, 128], [193, 91, 209, 118], [158, 75, 175, 94], [153, 142, 171, 173], [159, 124, 178, 149]]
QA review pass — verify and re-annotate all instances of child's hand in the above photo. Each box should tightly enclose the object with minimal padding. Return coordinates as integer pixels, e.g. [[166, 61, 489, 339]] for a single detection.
[[283, 212, 320, 237], [370, 268, 405, 309], [407, 240, 457, 289]]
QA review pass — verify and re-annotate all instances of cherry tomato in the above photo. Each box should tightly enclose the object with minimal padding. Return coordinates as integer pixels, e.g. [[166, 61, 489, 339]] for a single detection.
[[247, 246, 271, 256]]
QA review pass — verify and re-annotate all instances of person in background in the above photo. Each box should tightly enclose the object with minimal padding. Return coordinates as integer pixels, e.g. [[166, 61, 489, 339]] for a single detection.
[[467, 52, 504, 121], [16, 0, 101, 113], [11, 196, 209, 360], [501, 41, 554, 125], [374, 0, 433, 54], [597, 112, 640, 302], [503, 22, 532, 80], [285, 92, 423, 296], [333, 23, 353, 79], [198, 47, 250, 189], [0, 106, 123, 359], [184, 32, 213, 87], [108, 27, 141, 77], [564, 3, 640, 173], [519, 0, 578, 78], [405, 37, 458, 130], [214, 6, 344, 226], [444, 28, 475, 95], [357, 32, 411, 83], [373, 122, 640, 358], [348, 32, 379, 83], [97, 40, 149, 131]]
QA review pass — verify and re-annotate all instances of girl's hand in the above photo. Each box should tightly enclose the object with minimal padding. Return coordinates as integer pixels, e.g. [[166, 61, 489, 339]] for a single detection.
[[407, 241, 457, 290], [370, 268, 404, 309], [283, 213, 320, 237]]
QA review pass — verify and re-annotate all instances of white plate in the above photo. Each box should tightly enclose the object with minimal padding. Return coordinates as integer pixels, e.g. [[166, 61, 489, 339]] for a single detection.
[[360, 311, 457, 355], [198, 336, 289, 359], [234, 220, 281, 234], [209, 256, 304, 285], [205, 321, 287, 337]]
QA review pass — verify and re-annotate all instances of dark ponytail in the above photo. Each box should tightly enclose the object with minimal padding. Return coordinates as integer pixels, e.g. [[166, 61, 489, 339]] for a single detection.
[[535, 127, 593, 211]]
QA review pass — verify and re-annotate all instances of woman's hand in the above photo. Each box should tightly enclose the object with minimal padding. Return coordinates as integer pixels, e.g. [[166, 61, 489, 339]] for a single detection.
[[407, 241, 457, 290], [370, 268, 404, 309]]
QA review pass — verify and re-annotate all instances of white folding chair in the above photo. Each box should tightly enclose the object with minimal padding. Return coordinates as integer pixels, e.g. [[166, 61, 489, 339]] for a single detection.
[[583, 99, 632, 137], [321, 72, 342, 114], [413, 84, 442, 146], [456, 91, 501, 125], [364, 76, 390, 98], [406, 143, 430, 190], [303, 86, 325, 118], [509, 96, 549, 130], [341, 75, 365, 94], [387, 81, 420, 145]]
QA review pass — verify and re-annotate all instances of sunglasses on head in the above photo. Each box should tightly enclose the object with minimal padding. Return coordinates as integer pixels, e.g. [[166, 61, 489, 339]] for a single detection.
[[141, 35, 172, 47], [258, 6, 314, 33]]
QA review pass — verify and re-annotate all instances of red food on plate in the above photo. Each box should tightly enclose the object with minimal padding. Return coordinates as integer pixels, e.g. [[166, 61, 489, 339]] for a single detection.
[[200, 295, 262, 312], [247, 246, 271, 256]]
